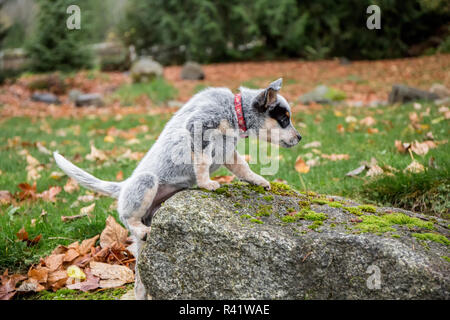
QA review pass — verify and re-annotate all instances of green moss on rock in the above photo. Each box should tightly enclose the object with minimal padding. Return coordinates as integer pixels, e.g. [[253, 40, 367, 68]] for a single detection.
[[357, 205, 377, 213], [412, 233, 449, 246]]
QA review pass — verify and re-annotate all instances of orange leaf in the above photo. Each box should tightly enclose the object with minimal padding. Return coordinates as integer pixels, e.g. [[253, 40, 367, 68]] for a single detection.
[[295, 156, 310, 174]]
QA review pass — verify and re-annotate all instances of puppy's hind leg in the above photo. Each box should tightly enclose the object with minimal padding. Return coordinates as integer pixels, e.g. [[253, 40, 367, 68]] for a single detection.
[[118, 172, 157, 300]]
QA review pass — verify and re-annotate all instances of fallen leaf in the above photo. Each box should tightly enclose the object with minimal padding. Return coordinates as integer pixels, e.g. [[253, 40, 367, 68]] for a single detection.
[[63, 249, 80, 263], [44, 254, 65, 271], [79, 235, 100, 255], [116, 170, 124, 181], [404, 160, 425, 173], [302, 141, 321, 149], [345, 116, 357, 123], [64, 178, 79, 193], [90, 261, 134, 286], [47, 270, 68, 290], [395, 140, 411, 153], [104, 135, 115, 143], [346, 165, 367, 177], [36, 142, 51, 155], [367, 127, 379, 134], [305, 158, 320, 167], [86, 144, 107, 162], [66, 268, 100, 292], [360, 116, 376, 126], [0, 191, 13, 205], [411, 141, 429, 156], [80, 203, 95, 216], [100, 216, 129, 249], [366, 164, 384, 177], [49, 171, 65, 180], [16, 278, 45, 293], [295, 156, 310, 173], [28, 267, 49, 284], [39, 186, 61, 202], [336, 124, 345, 133], [321, 154, 350, 161]]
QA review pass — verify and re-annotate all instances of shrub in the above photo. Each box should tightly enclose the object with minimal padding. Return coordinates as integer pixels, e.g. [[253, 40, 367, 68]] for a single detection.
[[119, 0, 450, 63], [27, 0, 93, 72]]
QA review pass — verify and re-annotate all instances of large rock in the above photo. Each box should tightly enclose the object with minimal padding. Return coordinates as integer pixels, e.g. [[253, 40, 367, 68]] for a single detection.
[[0, 48, 30, 71], [298, 85, 346, 105], [75, 93, 104, 107], [388, 84, 439, 104], [139, 183, 449, 299], [181, 61, 205, 80], [130, 57, 163, 83], [91, 42, 131, 71], [31, 92, 60, 104]]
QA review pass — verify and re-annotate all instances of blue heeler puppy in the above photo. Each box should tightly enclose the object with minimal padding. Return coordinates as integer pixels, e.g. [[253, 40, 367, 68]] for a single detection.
[[54, 78, 302, 299]]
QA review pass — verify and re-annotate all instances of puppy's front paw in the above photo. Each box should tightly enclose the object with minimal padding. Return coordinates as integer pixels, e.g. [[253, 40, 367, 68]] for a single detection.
[[135, 226, 151, 242], [258, 179, 271, 191], [199, 180, 220, 191]]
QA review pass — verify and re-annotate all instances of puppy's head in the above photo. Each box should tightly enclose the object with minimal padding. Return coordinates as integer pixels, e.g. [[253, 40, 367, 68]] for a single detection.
[[250, 78, 301, 148]]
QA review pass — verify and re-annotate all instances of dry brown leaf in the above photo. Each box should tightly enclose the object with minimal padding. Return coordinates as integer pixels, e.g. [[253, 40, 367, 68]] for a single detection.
[[64, 178, 79, 193], [66, 268, 100, 292], [294, 156, 310, 173], [16, 227, 28, 242], [366, 164, 384, 177], [86, 144, 107, 162], [0, 191, 13, 205], [44, 254, 65, 271], [90, 261, 134, 285], [116, 170, 124, 181], [79, 235, 100, 255], [346, 165, 367, 177], [16, 278, 45, 293], [47, 270, 68, 291], [302, 141, 321, 149], [404, 160, 425, 173], [39, 186, 61, 202], [80, 203, 95, 216], [336, 124, 345, 133], [28, 267, 49, 284], [63, 248, 80, 263], [100, 216, 129, 249], [411, 141, 430, 156], [321, 154, 350, 161], [395, 140, 411, 153], [360, 116, 376, 126]]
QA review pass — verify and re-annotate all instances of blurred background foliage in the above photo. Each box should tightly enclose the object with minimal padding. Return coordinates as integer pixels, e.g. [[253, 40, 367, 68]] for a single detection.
[[0, 0, 449, 70]]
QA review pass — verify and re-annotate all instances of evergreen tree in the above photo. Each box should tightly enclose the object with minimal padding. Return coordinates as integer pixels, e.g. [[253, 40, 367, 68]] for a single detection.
[[27, 0, 92, 72], [119, 0, 450, 63]]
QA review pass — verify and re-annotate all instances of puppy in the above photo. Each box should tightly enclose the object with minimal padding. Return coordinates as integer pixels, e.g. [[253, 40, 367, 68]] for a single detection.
[[54, 78, 301, 299]]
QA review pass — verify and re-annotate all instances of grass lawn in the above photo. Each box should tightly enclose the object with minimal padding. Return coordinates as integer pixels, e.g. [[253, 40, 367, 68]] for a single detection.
[[1, 99, 448, 275]]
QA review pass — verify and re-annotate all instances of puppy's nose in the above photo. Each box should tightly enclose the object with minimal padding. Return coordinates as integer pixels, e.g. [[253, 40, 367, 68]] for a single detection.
[[296, 133, 302, 141]]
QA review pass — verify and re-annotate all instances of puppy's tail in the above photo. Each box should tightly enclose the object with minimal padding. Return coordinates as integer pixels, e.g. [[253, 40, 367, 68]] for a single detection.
[[53, 152, 122, 199]]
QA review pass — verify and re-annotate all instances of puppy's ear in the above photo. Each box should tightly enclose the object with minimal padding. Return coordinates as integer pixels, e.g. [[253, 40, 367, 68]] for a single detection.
[[252, 78, 283, 112]]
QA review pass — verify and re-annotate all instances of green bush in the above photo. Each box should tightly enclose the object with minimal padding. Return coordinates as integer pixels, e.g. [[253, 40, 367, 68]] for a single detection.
[[26, 0, 93, 72], [119, 0, 450, 64]]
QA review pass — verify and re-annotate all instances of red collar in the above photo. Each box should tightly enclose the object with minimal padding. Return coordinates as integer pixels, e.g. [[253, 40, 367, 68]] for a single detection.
[[234, 93, 248, 137]]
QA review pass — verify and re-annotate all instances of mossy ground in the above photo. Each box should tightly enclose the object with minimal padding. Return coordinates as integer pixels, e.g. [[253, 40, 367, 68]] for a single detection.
[[21, 284, 133, 300]]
